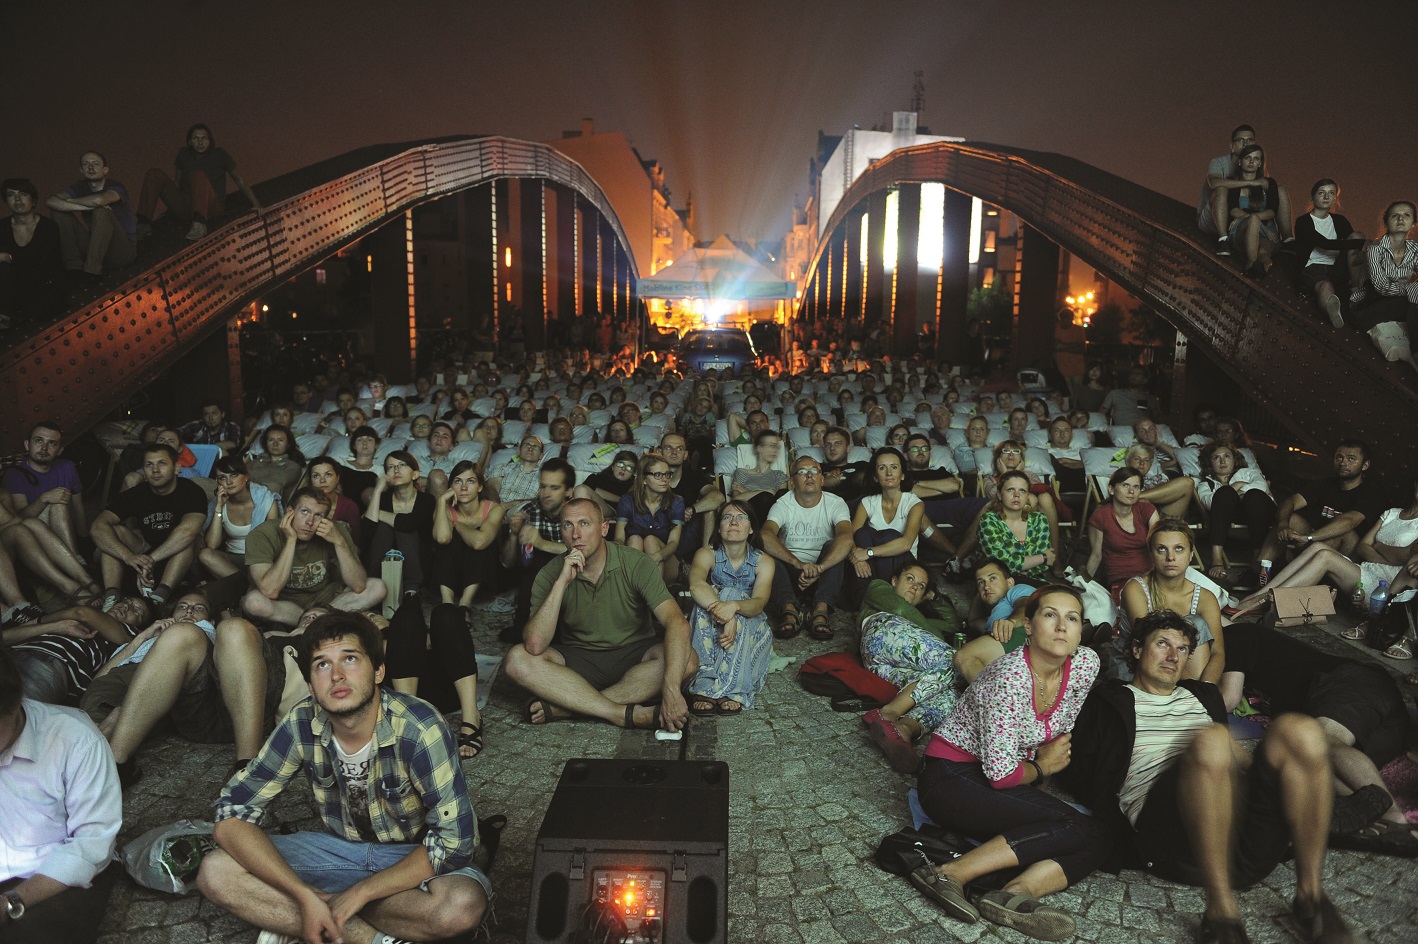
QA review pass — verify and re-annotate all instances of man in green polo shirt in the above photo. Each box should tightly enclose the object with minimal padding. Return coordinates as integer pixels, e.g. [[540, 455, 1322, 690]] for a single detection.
[[504, 498, 696, 731]]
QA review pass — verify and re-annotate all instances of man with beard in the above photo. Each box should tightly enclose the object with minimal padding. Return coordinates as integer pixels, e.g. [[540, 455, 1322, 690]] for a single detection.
[[820, 427, 867, 503], [197, 611, 489, 944], [1257, 440, 1382, 572], [658, 433, 724, 556], [2, 421, 88, 557]]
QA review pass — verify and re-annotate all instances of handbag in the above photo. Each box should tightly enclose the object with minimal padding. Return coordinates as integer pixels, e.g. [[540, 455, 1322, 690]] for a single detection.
[[873, 826, 971, 875], [1269, 585, 1336, 628]]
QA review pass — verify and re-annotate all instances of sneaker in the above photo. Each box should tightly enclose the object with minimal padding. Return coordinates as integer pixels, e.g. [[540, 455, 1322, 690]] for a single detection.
[[1324, 294, 1344, 329], [99, 588, 121, 612], [185, 220, 208, 241], [1215, 237, 1231, 257], [976, 889, 1076, 942], [1289, 895, 1353, 944], [255, 932, 299, 944]]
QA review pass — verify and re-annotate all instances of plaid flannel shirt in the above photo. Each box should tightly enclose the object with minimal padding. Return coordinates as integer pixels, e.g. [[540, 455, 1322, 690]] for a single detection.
[[215, 688, 478, 873]]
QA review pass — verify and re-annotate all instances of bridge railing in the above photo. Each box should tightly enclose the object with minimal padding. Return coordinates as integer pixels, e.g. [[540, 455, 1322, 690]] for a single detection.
[[802, 142, 1416, 470], [0, 136, 637, 444]]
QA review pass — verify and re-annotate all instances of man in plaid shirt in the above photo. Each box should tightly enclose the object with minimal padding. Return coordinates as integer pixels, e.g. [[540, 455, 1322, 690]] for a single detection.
[[197, 612, 488, 944], [499, 457, 575, 643]]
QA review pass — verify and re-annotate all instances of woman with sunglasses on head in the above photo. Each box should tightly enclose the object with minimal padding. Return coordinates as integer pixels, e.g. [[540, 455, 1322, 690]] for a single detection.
[[615, 453, 686, 585], [684, 501, 776, 715]]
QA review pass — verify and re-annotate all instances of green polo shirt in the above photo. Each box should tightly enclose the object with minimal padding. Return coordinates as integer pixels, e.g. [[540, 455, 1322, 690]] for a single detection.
[[530, 542, 672, 650]]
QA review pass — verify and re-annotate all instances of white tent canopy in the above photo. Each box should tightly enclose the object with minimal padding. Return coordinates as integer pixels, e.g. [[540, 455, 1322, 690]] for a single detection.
[[637, 235, 794, 301]]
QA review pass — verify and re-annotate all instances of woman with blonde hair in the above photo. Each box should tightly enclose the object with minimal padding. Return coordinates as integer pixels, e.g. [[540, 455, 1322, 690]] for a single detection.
[[1115, 517, 1224, 683]]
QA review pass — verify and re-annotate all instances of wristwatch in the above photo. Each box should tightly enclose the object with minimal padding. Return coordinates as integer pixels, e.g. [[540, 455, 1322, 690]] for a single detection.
[[866, 548, 875, 558], [3, 890, 24, 921]]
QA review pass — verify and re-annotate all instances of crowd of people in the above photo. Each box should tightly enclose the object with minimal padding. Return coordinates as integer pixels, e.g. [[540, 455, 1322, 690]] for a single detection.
[[4, 118, 1418, 943], [2, 345, 1415, 943]]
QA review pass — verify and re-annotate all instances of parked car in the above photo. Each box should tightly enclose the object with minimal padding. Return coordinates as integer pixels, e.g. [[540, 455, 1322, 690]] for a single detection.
[[677, 328, 756, 376]]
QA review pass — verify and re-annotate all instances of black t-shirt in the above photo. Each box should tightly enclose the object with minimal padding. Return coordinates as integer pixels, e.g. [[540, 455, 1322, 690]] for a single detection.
[[587, 468, 634, 500], [903, 465, 957, 491], [107, 478, 207, 545], [1299, 477, 1384, 531], [670, 464, 713, 508], [339, 465, 379, 508]]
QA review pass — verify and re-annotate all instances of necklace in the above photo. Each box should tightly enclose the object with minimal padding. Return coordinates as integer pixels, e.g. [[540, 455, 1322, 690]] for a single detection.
[[1031, 670, 1061, 711]]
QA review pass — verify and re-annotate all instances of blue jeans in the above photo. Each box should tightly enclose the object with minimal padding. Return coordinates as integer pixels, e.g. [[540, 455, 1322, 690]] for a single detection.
[[917, 756, 1101, 885], [270, 831, 493, 901]]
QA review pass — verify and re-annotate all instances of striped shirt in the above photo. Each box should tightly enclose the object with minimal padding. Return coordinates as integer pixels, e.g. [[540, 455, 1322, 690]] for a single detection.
[[1118, 685, 1215, 824], [12, 621, 137, 699], [216, 688, 478, 874], [1367, 238, 1418, 301]]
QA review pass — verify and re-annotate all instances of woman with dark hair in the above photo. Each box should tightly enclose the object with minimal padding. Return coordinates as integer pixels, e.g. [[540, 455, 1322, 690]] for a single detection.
[[1193, 441, 1275, 580], [685, 500, 776, 715], [246, 423, 305, 502], [849, 446, 927, 585], [1225, 143, 1291, 278], [1085, 467, 1160, 589], [1073, 362, 1109, 414], [135, 123, 263, 241], [977, 469, 1055, 582], [1116, 518, 1224, 683], [431, 461, 503, 608], [886, 423, 912, 449], [910, 585, 1100, 940], [364, 450, 435, 600], [198, 455, 281, 579], [307, 457, 362, 542], [382, 396, 409, 421], [339, 425, 381, 509], [614, 453, 685, 585], [1292, 179, 1367, 327], [601, 418, 634, 446], [0, 177, 64, 329], [578, 449, 638, 511]]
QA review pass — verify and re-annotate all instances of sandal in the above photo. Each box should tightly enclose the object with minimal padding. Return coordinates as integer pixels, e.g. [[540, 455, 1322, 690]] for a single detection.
[[717, 699, 743, 715], [689, 697, 720, 716], [457, 720, 484, 758], [523, 698, 570, 726], [774, 609, 802, 639], [1382, 637, 1414, 660], [1341, 622, 1369, 641], [808, 613, 834, 641], [1207, 564, 1228, 582], [1329, 817, 1418, 856], [975, 889, 1076, 941], [623, 704, 660, 730]]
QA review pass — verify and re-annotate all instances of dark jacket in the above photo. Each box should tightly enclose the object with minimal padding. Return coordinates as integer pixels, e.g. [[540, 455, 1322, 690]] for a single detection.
[[1061, 678, 1226, 872], [1292, 211, 1364, 292]]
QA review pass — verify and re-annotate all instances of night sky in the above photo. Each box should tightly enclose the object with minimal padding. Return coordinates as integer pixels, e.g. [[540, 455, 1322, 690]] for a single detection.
[[11, 1, 1413, 243]]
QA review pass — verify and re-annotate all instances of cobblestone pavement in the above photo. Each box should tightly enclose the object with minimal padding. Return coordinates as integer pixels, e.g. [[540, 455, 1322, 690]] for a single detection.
[[96, 593, 1418, 944]]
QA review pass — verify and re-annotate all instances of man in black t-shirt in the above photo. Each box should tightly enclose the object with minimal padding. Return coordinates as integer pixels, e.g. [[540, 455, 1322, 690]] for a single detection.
[[1260, 440, 1383, 567], [90, 445, 207, 609], [660, 433, 724, 559], [821, 427, 867, 504]]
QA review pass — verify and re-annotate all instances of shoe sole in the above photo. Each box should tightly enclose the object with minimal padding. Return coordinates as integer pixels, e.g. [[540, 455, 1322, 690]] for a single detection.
[[977, 895, 1076, 942], [1325, 297, 1345, 329], [907, 870, 979, 923]]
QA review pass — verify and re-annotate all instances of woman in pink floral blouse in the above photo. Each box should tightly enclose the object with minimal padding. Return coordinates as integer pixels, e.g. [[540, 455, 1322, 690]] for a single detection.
[[906, 585, 1101, 941]]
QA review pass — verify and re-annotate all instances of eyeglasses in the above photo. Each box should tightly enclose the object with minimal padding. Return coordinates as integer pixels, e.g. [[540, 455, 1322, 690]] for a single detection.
[[614, 462, 635, 471], [173, 601, 209, 614], [794, 469, 822, 477], [385, 461, 411, 472], [721, 514, 750, 524], [908, 445, 931, 453], [998, 448, 1023, 456], [646, 470, 672, 480]]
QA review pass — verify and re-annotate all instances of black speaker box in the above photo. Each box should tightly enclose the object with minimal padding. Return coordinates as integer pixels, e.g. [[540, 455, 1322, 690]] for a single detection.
[[526, 758, 729, 944]]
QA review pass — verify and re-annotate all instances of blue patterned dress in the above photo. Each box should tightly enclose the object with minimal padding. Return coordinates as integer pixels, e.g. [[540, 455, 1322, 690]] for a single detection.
[[688, 546, 774, 708]]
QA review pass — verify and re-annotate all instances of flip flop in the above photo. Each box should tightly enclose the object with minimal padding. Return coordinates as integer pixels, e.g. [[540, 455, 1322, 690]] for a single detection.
[[1329, 817, 1418, 857]]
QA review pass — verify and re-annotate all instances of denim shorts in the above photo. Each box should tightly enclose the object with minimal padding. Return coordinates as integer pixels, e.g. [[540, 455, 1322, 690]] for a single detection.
[[269, 831, 493, 901]]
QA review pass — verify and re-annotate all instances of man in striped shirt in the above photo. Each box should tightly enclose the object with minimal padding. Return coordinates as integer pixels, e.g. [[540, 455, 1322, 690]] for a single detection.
[[3, 597, 148, 704], [198, 611, 489, 944], [1068, 611, 1351, 944]]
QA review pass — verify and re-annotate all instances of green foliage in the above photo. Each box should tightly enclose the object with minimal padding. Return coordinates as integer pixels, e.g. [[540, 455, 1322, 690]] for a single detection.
[[966, 280, 1011, 332]]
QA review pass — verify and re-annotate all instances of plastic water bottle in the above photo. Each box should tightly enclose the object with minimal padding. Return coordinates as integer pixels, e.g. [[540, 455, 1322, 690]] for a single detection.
[[1352, 580, 1366, 609], [1369, 580, 1391, 617]]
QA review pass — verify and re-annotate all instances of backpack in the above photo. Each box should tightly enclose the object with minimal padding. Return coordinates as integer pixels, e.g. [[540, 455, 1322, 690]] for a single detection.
[[797, 651, 898, 711]]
